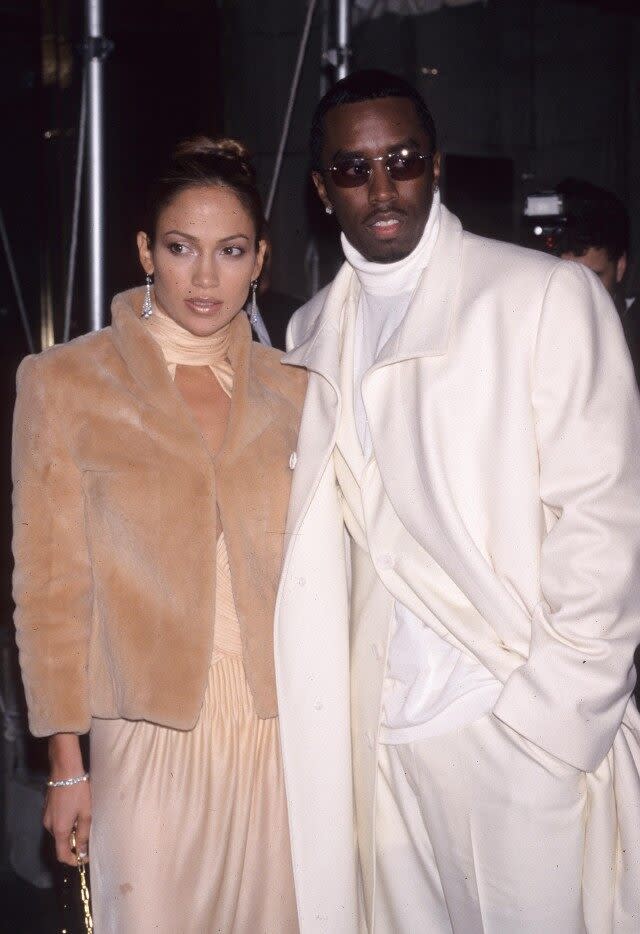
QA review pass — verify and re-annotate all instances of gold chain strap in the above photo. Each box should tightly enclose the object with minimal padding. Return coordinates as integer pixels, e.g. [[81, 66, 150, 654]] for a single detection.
[[70, 829, 94, 932]]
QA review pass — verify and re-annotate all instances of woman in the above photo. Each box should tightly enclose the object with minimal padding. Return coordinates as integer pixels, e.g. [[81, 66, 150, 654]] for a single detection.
[[12, 137, 307, 932]]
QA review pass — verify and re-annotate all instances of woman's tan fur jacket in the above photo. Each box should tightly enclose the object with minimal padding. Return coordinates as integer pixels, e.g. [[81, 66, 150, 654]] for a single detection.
[[12, 288, 307, 736]]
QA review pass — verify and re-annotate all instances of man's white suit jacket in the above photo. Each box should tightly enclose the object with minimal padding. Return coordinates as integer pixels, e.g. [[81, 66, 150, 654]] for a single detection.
[[273, 206, 640, 931]]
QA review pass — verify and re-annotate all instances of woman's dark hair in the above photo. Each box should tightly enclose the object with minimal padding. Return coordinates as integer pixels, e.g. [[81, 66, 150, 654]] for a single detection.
[[146, 136, 265, 245], [310, 69, 437, 171]]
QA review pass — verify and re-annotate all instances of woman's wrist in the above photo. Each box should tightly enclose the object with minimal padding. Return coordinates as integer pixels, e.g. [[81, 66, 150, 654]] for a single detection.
[[48, 732, 85, 778], [46, 772, 89, 788]]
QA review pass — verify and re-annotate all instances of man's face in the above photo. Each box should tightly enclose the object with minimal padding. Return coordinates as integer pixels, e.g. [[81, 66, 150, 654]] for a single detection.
[[560, 245, 626, 297], [312, 97, 440, 263]]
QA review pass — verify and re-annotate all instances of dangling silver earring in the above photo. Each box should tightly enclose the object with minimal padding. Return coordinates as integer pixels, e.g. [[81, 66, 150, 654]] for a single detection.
[[433, 182, 440, 193], [141, 273, 153, 318], [249, 279, 259, 327], [325, 204, 333, 215]]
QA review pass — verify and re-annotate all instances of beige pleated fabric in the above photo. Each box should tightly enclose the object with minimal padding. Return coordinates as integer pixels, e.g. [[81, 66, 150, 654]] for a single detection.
[[89, 533, 299, 933]]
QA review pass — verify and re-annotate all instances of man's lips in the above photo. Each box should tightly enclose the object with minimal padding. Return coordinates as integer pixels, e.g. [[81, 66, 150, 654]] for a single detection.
[[185, 298, 223, 314], [365, 211, 406, 238]]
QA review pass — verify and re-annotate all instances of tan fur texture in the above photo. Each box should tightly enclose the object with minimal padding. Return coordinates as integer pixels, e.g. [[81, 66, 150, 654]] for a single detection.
[[12, 288, 307, 735]]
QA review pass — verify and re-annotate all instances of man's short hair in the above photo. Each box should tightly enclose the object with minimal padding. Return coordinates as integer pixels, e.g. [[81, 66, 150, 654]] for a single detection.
[[556, 178, 629, 262], [310, 69, 438, 171]]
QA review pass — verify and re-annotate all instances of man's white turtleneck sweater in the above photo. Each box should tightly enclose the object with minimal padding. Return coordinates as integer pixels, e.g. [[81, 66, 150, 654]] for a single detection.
[[342, 192, 502, 744]]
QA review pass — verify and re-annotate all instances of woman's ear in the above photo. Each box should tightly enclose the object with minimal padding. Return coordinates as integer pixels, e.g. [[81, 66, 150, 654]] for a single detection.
[[252, 238, 268, 281], [136, 231, 154, 276]]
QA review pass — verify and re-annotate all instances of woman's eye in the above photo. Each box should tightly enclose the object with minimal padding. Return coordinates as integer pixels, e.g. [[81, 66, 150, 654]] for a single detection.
[[222, 245, 245, 256], [168, 242, 188, 255]]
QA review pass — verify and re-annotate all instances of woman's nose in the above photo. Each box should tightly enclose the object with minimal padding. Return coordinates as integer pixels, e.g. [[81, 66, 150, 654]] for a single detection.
[[192, 255, 219, 289]]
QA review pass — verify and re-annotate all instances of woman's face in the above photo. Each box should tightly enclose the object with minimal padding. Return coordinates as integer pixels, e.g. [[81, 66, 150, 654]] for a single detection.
[[137, 184, 266, 337]]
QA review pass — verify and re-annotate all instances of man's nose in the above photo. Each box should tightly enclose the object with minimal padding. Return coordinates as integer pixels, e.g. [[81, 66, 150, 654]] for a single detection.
[[368, 161, 398, 205]]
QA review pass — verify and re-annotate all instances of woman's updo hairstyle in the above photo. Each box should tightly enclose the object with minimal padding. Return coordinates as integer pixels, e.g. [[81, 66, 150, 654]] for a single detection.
[[147, 136, 266, 246]]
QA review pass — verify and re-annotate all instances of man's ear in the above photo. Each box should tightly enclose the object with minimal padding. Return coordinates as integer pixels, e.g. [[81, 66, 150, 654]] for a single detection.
[[312, 171, 332, 213], [616, 252, 627, 285], [137, 231, 154, 276], [432, 151, 442, 187]]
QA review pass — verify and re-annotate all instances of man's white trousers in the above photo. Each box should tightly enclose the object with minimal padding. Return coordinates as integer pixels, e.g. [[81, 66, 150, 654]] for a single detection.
[[374, 711, 631, 933]]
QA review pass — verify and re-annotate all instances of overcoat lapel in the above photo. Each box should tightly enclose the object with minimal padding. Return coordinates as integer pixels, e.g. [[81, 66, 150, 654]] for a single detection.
[[281, 207, 531, 656], [361, 206, 464, 527], [282, 206, 464, 539], [282, 263, 356, 542], [376, 206, 463, 365], [362, 209, 533, 660]]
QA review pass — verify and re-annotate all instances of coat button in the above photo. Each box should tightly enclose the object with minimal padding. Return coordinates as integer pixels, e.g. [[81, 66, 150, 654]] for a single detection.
[[370, 642, 382, 660], [365, 731, 374, 749]]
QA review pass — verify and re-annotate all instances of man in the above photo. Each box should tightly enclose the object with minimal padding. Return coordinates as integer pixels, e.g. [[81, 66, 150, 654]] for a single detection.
[[556, 177, 640, 386], [274, 70, 640, 932]]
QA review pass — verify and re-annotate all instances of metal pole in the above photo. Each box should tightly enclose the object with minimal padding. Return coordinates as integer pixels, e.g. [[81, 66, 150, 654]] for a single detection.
[[336, 0, 350, 80], [86, 0, 106, 331], [0, 207, 35, 354]]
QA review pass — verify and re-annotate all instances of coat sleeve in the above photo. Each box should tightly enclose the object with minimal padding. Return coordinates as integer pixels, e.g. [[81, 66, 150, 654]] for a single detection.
[[493, 261, 640, 772], [12, 355, 93, 736]]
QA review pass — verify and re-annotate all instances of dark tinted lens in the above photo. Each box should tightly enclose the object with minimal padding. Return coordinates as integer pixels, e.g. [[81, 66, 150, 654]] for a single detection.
[[386, 152, 427, 181], [329, 158, 371, 188]]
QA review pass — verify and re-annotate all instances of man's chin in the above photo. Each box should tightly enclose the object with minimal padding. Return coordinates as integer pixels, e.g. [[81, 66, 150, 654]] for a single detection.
[[350, 225, 421, 263], [362, 241, 413, 264]]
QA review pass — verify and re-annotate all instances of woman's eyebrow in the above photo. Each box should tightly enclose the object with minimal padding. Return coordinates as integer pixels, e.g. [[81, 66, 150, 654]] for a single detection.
[[163, 229, 198, 240], [162, 230, 251, 243]]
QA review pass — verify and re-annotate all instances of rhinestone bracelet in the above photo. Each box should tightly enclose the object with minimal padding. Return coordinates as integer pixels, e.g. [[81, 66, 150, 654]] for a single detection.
[[46, 771, 89, 788]]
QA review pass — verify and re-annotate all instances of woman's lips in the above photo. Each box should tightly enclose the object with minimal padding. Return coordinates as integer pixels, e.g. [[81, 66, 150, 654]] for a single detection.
[[185, 298, 223, 315]]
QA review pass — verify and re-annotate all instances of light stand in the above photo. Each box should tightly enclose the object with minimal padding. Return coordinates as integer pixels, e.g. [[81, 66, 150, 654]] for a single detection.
[[85, 0, 112, 331]]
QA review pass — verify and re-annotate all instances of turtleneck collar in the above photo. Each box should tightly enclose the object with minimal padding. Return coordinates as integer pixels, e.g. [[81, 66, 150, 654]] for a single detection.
[[341, 190, 441, 296], [144, 300, 234, 395]]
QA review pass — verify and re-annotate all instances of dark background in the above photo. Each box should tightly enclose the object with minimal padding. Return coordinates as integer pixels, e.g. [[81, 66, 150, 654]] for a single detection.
[[1, 0, 639, 928]]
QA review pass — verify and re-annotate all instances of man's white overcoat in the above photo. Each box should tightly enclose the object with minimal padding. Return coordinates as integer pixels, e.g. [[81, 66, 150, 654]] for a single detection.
[[274, 207, 640, 930]]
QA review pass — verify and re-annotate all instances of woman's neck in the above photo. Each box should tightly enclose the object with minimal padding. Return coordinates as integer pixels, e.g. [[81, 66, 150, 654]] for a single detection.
[[144, 301, 235, 397], [144, 302, 232, 368]]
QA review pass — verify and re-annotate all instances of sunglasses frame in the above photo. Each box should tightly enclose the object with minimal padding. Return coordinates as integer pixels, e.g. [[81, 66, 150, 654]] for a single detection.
[[327, 148, 432, 188]]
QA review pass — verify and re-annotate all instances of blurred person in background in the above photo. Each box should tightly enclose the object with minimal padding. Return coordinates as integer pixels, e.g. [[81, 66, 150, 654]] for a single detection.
[[557, 177, 640, 386], [12, 137, 309, 933]]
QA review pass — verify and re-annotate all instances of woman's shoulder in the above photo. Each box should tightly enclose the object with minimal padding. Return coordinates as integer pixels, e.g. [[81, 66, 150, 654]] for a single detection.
[[251, 342, 308, 408], [17, 326, 116, 390]]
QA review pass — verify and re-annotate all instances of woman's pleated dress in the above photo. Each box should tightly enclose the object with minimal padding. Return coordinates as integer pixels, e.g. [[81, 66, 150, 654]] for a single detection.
[[89, 305, 299, 933], [90, 533, 298, 932]]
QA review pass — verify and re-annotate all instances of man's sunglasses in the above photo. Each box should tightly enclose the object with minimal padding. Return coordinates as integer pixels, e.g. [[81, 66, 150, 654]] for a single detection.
[[328, 148, 432, 189]]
